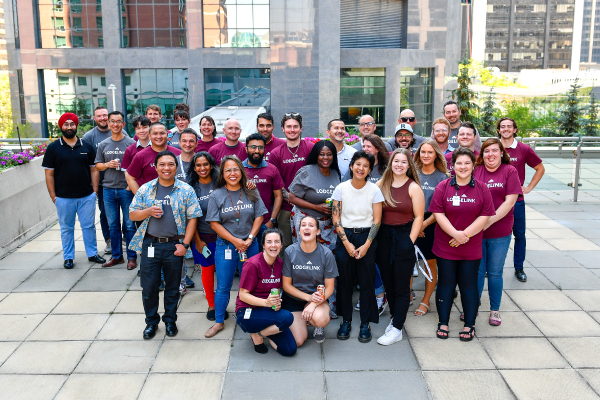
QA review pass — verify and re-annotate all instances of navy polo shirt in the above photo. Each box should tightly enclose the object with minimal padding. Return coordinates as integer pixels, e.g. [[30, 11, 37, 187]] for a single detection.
[[42, 137, 97, 198]]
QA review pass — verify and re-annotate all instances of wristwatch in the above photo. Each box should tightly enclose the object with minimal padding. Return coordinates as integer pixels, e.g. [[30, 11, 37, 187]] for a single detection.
[[182, 242, 190, 249], [247, 234, 255, 241], [270, 218, 277, 224]]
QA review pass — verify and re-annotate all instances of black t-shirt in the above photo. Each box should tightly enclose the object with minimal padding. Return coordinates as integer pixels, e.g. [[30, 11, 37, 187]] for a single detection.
[[41, 137, 96, 198]]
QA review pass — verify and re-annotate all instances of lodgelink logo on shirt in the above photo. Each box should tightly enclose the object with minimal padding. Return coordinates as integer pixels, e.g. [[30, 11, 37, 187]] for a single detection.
[[447, 194, 475, 204], [222, 199, 253, 213], [262, 277, 281, 284], [198, 190, 213, 202], [156, 195, 172, 206], [293, 260, 321, 270], [421, 181, 434, 191], [510, 157, 518, 162], [105, 147, 124, 155], [486, 179, 504, 189], [283, 157, 306, 164], [316, 185, 335, 195], [252, 174, 268, 184]]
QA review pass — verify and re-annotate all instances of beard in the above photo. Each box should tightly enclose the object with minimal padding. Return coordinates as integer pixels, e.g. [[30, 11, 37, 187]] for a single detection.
[[249, 153, 264, 165], [61, 128, 77, 139], [97, 121, 108, 129]]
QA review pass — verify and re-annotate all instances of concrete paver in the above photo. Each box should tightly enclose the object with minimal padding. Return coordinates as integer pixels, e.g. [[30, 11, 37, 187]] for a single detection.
[[0, 341, 91, 374], [423, 370, 515, 400], [221, 372, 325, 400], [410, 338, 495, 371], [0, 314, 46, 341], [13, 268, 87, 292], [550, 337, 600, 368], [506, 289, 581, 311], [55, 374, 146, 400], [564, 290, 600, 311], [27, 314, 109, 341], [0, 375, 67, 400], [0, 292, 67, 314], [526, 311, 600, 337], [152, 340, 231, 372], [139, 373, 224, 400], [480, 337, 569, 369], [75, 340, 161, 373], [501, 369, 600, 400], [52, 291, 125, 314], [326, 371, 430, 400]]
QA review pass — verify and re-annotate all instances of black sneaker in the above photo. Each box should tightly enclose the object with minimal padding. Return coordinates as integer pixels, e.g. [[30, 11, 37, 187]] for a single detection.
[[515, 269, 527, 282], [337, 320, 351, 340], [358, 323, 372, 343]]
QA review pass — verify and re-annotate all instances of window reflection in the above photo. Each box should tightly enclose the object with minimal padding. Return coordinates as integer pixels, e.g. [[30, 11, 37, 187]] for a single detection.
[[204, 68, 271, 110], [400, 68, 434, 136], [36, 0, 103, 48], [119, 0, 186, 47], [203, 0, 269, 48], [340, 68, 386, 137]]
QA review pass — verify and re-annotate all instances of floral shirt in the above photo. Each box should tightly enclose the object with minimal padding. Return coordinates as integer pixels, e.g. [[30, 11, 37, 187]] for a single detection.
[[128, 178, 202, 256]]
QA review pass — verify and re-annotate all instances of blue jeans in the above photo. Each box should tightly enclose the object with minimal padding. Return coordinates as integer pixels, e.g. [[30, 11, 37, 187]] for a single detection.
[[478, 235, 511, 311], [512, 200, 526, 270], [236, 307, 297, 357], [103, 187, 137, 260], [257, 224, 268, 253], [97, 184, 110, 241], [214, 237, 259, 324], [55, 192, 98, 260], [375, 265, 384, 296]]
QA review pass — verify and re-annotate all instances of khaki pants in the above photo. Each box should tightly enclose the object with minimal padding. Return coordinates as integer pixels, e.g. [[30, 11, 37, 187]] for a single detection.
[[277, 210, 293, 251]]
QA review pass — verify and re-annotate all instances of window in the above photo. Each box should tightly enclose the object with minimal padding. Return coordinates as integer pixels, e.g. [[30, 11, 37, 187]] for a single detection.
[[340, 68, 385, 136], [95, 0, 100, 12], [123, 69, 189, 131], [203, 0, 269, 48], [16, 70, 26, 123], [36, 0, 104, 48], [120, 0, 187, 48], [340, 0, 403, 48], [400, 68, 433, 136], [98, 36, 103, 47], [101, 77, 106, 86], [12, 0, 20, 48], [41, 69, 107, 136], [204, 68, 270, 110]]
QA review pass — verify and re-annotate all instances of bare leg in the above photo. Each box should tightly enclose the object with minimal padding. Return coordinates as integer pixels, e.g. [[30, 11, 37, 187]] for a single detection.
[[309, 302, 331, 328], [288, 311, 308, 347], [260, 324, 282, 337]]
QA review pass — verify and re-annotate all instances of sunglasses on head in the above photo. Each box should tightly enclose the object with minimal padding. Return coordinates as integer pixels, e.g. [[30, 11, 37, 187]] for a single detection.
[[400, 117, 416, 122], [285, 112, 300, 117]]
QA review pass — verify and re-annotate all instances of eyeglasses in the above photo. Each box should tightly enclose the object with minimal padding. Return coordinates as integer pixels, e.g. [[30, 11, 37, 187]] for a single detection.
[[224, 168, 241, 174], [400, 117, 416, 122], [62, 122, 77, 128], [359, 122, 375, 127], [284, 112, 300, 117], [247, 145, 265, 151], [396, 133, 413, 138], [108, 120, 123, 125], [434, 129, 448, 134]]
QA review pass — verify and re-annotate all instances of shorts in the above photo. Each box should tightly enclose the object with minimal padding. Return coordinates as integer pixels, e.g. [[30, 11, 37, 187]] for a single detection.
[[191, 240, 216, 267], [281, 291, 308, 313]]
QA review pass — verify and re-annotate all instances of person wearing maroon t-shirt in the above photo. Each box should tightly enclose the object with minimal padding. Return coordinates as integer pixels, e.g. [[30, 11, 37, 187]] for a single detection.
[[208, 118, 247, 165], [474, 139, 522, 326], [429, 147, 495, 342], [243, 133, 285, 252], [195, 115, 219, 153], [125, 122, 181, 194], [498, 117, 545, 283], [256, 113, 285, 162], [445, 121, 480, 176], [268, 112, 314, 250], [122, 116, 152, 174], [235, 229, 296, 356]]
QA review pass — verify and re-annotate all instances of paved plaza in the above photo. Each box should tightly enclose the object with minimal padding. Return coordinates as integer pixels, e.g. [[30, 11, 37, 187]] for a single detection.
[[2, 158, 600, 399]]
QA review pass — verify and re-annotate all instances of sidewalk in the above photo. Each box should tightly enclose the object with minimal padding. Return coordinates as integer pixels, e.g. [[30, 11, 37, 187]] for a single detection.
[[1, 160, 600, 399]]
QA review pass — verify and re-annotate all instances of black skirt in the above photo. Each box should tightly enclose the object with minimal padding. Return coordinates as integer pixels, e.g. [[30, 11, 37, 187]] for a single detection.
[[415, 212, 436, 261]]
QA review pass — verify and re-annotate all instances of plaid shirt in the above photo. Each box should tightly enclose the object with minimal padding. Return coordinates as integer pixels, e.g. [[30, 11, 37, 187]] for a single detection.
[[128, 178, 202, 256]]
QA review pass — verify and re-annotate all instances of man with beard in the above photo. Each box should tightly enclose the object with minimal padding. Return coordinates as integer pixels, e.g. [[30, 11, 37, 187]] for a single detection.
[[327, 119, 356, 176], [393, 123, 417, 153], [436, 100, 482, 152], [82, 106, 113, 255], [42, 113, 106, 269], [209, 118, 248, 165], [256, 113, 285, 162], [431, 117, 455, 155], [242, 133, 284, 252], [388, 109, 425, 152]]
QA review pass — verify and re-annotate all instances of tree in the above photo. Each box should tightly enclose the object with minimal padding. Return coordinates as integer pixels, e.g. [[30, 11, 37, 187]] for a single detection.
[[0, 73, 13, 137], [480, 87, 498, 137], [449, 53, 481, 129], [556, 78, 582, 136], [581, 92, 600, 137]]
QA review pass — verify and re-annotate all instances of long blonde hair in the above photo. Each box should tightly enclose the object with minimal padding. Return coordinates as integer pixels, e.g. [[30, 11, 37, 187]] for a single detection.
[[377, 148, 420, 207], [413, 138, 449, 175]]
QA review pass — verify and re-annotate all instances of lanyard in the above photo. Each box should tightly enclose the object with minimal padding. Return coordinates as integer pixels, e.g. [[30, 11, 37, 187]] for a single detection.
[[177, 155, 186, 180]]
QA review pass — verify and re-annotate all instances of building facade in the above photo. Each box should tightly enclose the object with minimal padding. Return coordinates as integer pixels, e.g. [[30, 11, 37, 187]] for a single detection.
[[472, 0, 584, 72], [580, 0, 600, 68], [5, 0, 462, 138]]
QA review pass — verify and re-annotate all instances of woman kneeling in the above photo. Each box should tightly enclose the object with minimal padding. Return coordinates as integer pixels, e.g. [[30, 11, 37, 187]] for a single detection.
[[282, 215, 338, 345], [235, 229, 297, 356]]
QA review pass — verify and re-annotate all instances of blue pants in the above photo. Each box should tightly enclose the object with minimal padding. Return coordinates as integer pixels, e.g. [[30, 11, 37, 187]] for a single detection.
[[375, 265, 384, 296], [97, 184, 110, 241], [214, 237, 259, 324], [103, 187, 137, 260], [512, 200, 526, 270], [478, 235, 511, 311], [55, 192, 98, 260], [236, 307, 297, 356], [257, 224, 268, 253]]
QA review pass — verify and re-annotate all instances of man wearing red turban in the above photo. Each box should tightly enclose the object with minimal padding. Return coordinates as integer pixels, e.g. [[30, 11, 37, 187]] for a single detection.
[[41, 113, 106, 268]]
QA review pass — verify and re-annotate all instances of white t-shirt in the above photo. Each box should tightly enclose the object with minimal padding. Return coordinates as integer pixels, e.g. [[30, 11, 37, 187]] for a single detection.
[[331, 180, 384, 228], [337, 144, 357, 177]]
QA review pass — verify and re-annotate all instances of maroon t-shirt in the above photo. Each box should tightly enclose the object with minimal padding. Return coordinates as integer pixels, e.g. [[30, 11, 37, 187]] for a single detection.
[[474, 164, 523, 239], [126, 145, 181, 186], [121, 142, 150, 171], [506, 141, 542, 201], [268, 140, 315, 212], [195, 138, 219, 153], [244, 162, 285, 217], [208, 141, 248, 166], [264, 136, 286, 162], [445, 150, 480, 176], [235, 253, 283, 313], [429, 178, 496, 260]]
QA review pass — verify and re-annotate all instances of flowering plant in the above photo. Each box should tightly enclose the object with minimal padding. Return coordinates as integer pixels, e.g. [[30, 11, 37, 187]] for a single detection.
[[303, 132, 360, 145], [0, 140, 51, 172]]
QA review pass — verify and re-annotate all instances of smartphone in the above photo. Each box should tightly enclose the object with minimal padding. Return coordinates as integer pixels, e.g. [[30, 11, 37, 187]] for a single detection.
[[202, 246, 212, 258]]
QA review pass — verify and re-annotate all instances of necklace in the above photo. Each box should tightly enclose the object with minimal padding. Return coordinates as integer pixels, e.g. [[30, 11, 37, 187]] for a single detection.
[[226, 188, 242, 224], [264, 252, 275, 278], [287, 143, 300, 158]]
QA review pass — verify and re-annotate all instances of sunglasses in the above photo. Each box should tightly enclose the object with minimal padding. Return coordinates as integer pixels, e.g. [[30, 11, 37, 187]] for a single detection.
[[284, 112, 300, 117], [400, 117, 416, 122]]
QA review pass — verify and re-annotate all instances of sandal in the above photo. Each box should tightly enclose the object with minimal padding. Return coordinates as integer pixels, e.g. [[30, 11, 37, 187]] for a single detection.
[[414, 302, 430, 316], [459, 325, 475, 342], [436, 323, 449, 339], [489, 311, 501, 326]]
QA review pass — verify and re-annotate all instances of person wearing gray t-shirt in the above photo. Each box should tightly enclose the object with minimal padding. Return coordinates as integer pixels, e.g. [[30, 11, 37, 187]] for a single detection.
[[94, 111, 138, 269]]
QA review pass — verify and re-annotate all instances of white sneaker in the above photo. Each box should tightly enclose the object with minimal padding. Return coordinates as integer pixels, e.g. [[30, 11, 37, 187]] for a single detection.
[[413, 265, 418, 277], [377, 327, 403, 345], [313, 327, 325, 343], [104, 239, 112, 255], [354, 300, 360, 311], [385, 319, 394, 334]]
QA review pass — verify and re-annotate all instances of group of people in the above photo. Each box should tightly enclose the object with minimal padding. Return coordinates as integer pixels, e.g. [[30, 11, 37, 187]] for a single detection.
[[42, 100, 545, 356]]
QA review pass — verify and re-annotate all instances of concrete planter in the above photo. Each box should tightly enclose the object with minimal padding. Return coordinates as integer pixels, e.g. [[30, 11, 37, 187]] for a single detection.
[[0, 156, 57, 258]]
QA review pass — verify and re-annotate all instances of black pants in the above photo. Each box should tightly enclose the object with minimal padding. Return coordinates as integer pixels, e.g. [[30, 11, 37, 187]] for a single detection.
[[376, 223, 416, 330], [335, 229, 379, 324], [141, 238, 183, 325], [436, 257, 481, 326]]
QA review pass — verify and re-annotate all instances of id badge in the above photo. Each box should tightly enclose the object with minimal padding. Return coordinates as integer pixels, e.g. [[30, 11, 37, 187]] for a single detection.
[[452, 196, 460, 207], [225, 249, 232, 260], [244, 308, 252, 319], [148, 245, 155, 258]]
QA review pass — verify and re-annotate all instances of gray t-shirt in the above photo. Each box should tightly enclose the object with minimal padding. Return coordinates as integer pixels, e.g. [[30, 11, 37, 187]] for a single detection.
[[193, 180, 217, 234], [289, 164, 340, 218], [282, 242, 338, 299], [146, 183, 179, 237], [387, 134, 424, 153], [94, 135, 135, 189], [418, 169, 449, 211], [342, 164, 383, 184], [205, 187, 268, 239], [83, 126, 112, 150], [448, 128, 459, 149], [169, 130, 182, 150]]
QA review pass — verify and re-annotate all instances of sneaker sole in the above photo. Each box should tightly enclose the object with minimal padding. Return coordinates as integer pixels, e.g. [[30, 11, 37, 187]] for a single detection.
[[377, 337, 402, 345], [314, 337, 326, 344], [337, 334, 350, 340], [378, 303, 387, 316]]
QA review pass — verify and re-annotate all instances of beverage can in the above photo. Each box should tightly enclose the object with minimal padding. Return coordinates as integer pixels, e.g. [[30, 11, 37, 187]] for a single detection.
[[239, 251, 248, 262], [114, 158, 121, 171], [153, 200, 163, 217], [270, 288, 280, 310], [325, 198, 333, 207], [317, 285, 325, 300]]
